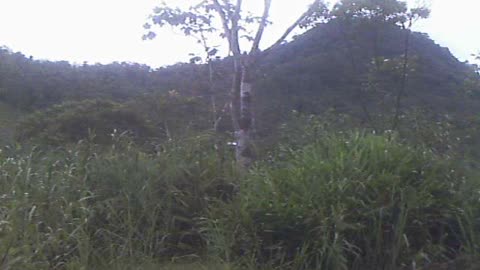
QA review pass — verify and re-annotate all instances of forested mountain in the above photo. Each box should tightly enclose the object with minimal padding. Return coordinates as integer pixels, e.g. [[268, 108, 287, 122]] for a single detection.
[[1, 18, 477, 113], [0, 47, 153, 109], [1, 18, 479, 146], [258, 20, 477, 114]]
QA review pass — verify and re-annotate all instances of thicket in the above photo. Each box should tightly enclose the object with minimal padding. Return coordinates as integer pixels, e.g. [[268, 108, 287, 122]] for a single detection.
[[1, 127, 479, 269], [14, 94, 212, 146]]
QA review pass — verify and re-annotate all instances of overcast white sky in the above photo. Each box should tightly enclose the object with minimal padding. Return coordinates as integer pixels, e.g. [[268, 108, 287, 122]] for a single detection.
[[0, 0, 478, 67]]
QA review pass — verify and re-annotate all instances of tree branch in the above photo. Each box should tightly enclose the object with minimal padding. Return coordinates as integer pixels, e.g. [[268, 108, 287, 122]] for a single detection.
[[230, 0, 243, 56], [212, 0, 235, 53], [268, 0, 321, 50], [249, 0, 272, 55]]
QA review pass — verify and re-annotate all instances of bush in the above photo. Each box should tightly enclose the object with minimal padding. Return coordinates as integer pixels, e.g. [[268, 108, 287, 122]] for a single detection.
[[128, 92, 213, 139], [207, 132, 478, 269], [15, 99, 154, 145]]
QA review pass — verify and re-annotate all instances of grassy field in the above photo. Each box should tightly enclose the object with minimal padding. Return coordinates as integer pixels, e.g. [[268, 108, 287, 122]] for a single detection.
[[1, 131, 479, 270]]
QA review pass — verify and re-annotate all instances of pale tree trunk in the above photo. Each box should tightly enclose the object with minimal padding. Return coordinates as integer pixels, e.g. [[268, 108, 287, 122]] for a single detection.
[[212, 0, 321, 169], [235, 62, 254, 168], [229, 55, 255, 169]]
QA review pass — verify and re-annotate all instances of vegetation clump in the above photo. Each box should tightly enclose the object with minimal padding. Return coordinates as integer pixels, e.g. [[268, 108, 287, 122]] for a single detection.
[[15, 100, 153, 145], [0, 132, 479, 269], [210, 133, 477, 269]]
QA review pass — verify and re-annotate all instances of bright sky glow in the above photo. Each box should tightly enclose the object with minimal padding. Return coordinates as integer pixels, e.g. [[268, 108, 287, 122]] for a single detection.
[[0, 0, 478, 67]]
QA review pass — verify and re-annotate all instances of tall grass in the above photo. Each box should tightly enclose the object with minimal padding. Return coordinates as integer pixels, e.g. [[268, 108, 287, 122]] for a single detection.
[[206, 132, 480, 269], [0, 133, 236, 269], [1, 131, 479, 269]]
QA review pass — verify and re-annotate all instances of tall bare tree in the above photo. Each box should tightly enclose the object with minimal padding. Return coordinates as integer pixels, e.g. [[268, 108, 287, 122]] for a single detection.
[[144, 0, 328, 168]]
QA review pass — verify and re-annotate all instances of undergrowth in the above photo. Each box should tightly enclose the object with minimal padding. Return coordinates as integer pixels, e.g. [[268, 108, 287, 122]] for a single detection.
[[0, 132, 479, 269], [208, 133, 480, 269]]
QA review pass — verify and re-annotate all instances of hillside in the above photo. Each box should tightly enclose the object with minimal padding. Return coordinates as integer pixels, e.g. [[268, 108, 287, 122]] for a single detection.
[[254, 20, 479, 129], [0, 20, 479, 143], [0, 101, 18, 143]]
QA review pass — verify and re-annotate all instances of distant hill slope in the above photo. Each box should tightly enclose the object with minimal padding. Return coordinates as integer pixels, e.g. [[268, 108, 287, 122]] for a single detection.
[[254, 20, 479, 125], [0, 20, 479, 137], [0, 102, 18, 143]]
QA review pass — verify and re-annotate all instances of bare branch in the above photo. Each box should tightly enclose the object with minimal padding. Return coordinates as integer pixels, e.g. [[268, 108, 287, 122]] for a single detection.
[[233, 0, 242, 20], [212, 0, 242, 56], [212, 0, 234, 52], [269, 0, 322, 50], [249, 0, 272, 55], [230, 0, 243, 56]]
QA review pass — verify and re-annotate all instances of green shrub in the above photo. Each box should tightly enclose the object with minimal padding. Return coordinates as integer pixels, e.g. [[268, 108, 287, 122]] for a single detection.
[[128, 92, 213, 139], [15, 99, 154, 145], [207, 132, 476, 269]]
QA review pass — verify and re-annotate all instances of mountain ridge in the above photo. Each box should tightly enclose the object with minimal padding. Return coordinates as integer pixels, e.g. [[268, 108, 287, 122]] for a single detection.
[[0, 20, 479, 139]]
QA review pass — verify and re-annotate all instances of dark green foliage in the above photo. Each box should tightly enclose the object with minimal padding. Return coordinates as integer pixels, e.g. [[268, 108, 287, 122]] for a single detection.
[[271, 106, 480, 164], [15, 100, 153, 145], [0, 134, 236, 269], [14, 93, 215, 146], [208, 133, 477, 269], [128, 92, 213, 140], [330, 0, 409, 30], [0, 101, 18, 144], [2, 19, 479, 137], [255, 20, 476, 130], [1, 131, 479, 269], [0, 47, 154, 111]]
